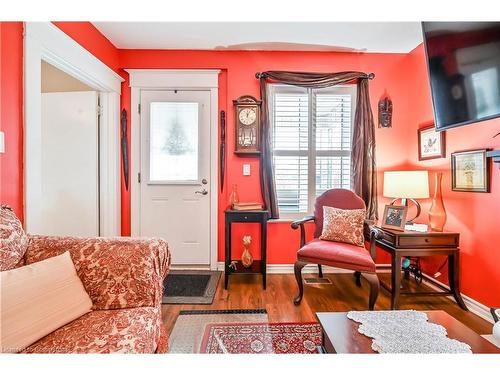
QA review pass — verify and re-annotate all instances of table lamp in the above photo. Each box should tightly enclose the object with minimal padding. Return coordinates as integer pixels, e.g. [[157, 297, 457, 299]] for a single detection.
[[383, 171, 430, 223]]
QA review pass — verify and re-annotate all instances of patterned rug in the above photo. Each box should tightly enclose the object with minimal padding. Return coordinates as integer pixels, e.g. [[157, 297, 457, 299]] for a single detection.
[[169, 309, 269, 353], [200, 322, 322, 354]]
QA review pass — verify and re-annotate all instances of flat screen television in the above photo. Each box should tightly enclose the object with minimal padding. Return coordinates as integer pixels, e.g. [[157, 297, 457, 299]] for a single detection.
[[422, 22, 500, 131]]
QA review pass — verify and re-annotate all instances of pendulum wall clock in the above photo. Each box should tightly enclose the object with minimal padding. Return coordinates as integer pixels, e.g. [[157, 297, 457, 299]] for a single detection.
[[233, 95, 262, 155]]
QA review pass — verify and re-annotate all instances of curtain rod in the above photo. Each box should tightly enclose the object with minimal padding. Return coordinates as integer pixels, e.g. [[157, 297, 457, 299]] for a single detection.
[[255, 72, 375, 80]]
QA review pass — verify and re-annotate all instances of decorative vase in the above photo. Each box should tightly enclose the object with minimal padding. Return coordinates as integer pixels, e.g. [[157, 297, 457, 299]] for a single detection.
[[229, 184, 239, 208], [241, 235, 253, 268], [429, 172, 447, 232]]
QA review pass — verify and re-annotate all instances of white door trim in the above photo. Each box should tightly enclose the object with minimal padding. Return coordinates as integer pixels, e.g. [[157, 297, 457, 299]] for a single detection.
[[24, 22, 123, 236], [127, 69, 220, 270]]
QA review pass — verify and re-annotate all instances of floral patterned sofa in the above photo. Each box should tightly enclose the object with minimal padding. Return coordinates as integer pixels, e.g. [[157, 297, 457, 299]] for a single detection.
[[0, 205, 171, 353]]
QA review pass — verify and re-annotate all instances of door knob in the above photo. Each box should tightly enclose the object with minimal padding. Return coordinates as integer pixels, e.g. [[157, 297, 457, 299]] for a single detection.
[[195, 189, 208, 195]]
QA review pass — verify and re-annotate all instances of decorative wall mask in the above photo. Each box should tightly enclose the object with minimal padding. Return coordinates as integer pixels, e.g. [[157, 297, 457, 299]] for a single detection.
[[378, 96, 393, 128]]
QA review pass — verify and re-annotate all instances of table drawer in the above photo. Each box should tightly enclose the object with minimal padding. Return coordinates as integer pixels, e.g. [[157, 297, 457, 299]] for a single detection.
[[397, 235, 458, 248]]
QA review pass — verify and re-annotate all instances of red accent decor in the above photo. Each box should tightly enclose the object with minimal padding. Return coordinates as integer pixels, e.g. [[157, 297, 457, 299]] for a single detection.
[[200, 322, 322, 354], [313, 188, 365, 238], [298, 238, 376, 273]]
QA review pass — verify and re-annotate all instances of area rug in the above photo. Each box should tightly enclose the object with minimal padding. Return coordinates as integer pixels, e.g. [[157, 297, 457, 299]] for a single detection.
[[200, 322, 322, 354], [162, 270, 220, 304], [169, 309, 269, 353]]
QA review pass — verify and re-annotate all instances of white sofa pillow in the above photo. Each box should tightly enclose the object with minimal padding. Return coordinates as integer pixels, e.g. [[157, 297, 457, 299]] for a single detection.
[[0, 251, 93, 352]]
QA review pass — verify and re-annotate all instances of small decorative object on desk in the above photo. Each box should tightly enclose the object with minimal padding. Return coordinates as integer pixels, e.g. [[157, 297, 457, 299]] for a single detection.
[[381, 204, 408, 231], [232, 202, 263, 211], [347, 310, 472, 353], [241, 235, 253, 268], [404, 223, 428, 232], [229, 184, 239, 206], [429, 172, 447, 231]]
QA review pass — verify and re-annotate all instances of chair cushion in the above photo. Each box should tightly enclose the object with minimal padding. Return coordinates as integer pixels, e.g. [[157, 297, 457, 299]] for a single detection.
[[297, 238, 375, 273], [319, 206, 366, 247], [23, 307, 163, 354], [0, 205, 28, 271], [313, 189, 365, 238]]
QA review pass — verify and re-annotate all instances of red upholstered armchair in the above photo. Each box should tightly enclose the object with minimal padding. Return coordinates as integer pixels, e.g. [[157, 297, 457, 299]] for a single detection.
[[291, 189, 379, 310]]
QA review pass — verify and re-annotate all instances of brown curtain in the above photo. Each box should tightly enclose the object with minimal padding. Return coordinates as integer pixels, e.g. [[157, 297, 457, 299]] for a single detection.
[[258, 70, 378, 220]]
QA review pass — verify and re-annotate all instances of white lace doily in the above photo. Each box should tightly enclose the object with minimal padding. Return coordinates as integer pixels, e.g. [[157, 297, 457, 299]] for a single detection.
[[347, 310, 472, 353]]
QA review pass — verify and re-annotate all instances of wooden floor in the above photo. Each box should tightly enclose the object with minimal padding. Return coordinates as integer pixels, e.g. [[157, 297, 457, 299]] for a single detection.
[[161, 272, 493, 336]]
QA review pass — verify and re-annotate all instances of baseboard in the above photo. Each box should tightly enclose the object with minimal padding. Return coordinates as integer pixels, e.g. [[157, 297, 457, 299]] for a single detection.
[[420, 272, 494, 324], [216, 262, 391, 274], [214, 261, 493, 324]]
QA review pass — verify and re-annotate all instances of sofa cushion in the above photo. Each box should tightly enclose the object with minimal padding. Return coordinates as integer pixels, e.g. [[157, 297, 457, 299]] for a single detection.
[[1, 251, 93, 353], [0, 205, 28, 271], [23, 307, 163, 353], [319, 206, 366, 247], [297, 238, 376, 273]]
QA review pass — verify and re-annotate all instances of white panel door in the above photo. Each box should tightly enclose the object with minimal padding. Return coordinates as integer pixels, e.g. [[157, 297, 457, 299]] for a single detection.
[[40, 91, 99, 236], [139, 90, 211, 265]]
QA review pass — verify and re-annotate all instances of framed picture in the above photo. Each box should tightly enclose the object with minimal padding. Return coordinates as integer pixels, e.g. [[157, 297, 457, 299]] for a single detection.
[[451, 149, 490, 192], [381, 205, 408, 231], [418, 124, 446, 160]]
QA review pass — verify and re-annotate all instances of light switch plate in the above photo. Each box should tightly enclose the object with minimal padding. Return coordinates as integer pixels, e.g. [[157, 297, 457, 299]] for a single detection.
[[243, 164, 251, 176]]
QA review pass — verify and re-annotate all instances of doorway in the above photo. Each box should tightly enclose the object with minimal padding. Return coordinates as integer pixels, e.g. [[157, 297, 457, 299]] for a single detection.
[[24, 22, 122, 236], [128, 69, 220, 269], [39, 61, 100, 236], [139, 90, 211, 265]]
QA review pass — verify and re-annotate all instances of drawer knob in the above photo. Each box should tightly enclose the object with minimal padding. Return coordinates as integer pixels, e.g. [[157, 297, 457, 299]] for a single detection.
[[244, 216, 248, 220], [425, 238, 430, 243]]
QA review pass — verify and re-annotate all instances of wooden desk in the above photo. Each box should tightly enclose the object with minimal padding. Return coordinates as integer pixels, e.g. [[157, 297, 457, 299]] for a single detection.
[[224, 210, 269, 289], [317, 311, 500, 354], [370, 226, 467, 310]]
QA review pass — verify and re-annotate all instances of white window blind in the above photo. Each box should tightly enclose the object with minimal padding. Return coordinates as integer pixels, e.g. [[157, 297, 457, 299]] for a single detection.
[[270, 84, 356, 217]]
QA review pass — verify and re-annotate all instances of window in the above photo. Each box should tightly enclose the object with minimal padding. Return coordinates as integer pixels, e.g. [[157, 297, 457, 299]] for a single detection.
[[270, 84, 356, 217], [149, 102, 199, 182]]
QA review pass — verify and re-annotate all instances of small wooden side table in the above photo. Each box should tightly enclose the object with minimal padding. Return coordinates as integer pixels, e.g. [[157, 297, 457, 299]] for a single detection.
[[224, 210, 269, 289], [370, 226, 467, 310]]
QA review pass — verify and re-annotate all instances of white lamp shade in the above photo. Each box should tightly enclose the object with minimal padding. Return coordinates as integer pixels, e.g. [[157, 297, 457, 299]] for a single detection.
[[383, 171, 430, 199]]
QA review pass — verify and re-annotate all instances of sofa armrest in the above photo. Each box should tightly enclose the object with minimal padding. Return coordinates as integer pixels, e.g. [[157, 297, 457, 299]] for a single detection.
[[26, 235, 170, 310], [291, 216, 315, 248]]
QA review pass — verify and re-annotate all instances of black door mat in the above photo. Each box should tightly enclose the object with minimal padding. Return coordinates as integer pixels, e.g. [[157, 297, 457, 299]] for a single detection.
[[163, 270, 221, 304]]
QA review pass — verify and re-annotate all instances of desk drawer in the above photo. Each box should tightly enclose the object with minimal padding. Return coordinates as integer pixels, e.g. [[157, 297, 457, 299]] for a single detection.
[[398, 235, 458, 248]]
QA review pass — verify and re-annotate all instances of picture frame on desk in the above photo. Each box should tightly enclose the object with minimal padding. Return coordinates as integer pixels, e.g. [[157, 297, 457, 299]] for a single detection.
[[381, 204, 408, 231]]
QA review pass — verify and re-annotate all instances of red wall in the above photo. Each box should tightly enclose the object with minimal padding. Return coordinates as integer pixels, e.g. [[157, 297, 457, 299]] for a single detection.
[[52, 22, 120, 72], [0, 22, 24, 219], [1, 22, 498, 307], [403, 45, 500, 307], [119, 49, 412, 263]]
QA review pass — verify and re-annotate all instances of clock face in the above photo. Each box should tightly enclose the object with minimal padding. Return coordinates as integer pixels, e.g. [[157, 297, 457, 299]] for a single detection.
[[239, 107, 257, 125]]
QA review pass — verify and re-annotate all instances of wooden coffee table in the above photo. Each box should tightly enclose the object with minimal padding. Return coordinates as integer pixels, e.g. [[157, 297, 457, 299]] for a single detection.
[[316, 310, 500, 353]]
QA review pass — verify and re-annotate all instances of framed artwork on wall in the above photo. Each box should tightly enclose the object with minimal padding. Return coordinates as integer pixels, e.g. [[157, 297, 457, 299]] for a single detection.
[[418, 124, 446, 160], [381, 204, 408, 231], [451, 149, 490, 193]]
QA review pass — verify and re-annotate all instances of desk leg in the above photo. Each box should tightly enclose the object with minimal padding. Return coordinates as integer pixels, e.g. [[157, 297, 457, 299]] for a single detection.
[[391, 253, 402, 310], [261, 220, 267, 290], [449, 253, 467, 310], [224, 220, 231, 289]]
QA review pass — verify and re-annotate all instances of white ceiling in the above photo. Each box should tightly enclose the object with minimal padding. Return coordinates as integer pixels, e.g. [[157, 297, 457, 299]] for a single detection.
[[92, 22, 423, 53]]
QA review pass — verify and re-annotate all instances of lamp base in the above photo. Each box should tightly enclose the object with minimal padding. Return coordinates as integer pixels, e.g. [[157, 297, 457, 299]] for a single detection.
[[390, 198, 421, 223]]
